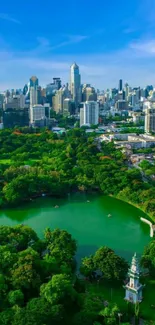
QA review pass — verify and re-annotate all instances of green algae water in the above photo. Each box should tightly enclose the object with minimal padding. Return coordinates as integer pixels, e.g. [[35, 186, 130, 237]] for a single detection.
[[0, 195, 150, 261]]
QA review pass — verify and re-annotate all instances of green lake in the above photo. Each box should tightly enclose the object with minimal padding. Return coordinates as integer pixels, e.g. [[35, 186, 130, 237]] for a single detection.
[[0, 194, 150, 261]]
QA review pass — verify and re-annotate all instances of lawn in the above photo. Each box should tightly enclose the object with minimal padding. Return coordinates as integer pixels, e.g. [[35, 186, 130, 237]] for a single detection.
[[86, 277, 155, 321]]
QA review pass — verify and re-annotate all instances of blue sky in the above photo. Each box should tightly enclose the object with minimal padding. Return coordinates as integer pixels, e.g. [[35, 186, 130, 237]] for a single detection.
[[0, 0, 155, 90]]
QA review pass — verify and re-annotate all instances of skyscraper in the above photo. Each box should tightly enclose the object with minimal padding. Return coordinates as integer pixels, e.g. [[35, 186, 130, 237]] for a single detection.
[[30, 76, 39, 110], [53, 85, 71, 114], [82, 85, 97, 102], [70, 63, 81, 108], [80, 101, 99, 127], [118, 79, 123, 92], [145, 106, 155, 133], [30, 76, 39, 88]]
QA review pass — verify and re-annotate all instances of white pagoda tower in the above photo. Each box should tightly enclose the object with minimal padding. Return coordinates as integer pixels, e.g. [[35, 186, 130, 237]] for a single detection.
[[124, 253, 144, 304]]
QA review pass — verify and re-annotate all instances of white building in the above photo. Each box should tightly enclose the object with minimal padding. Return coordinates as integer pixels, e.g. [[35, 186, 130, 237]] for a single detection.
[[145, 106, 155, 134], [30, 87, 38, 110], [80, 101, 99, 127], [70, 62, 81, 108], [30, 104, 46, 124]]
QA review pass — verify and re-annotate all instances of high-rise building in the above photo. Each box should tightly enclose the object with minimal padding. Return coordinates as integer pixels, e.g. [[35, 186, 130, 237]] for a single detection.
[[119, 79, 123, 92], [30, 76, 39, 110], [115, 100, 128, 110], [0, 94, 4, 109], [23, 84, 28, 95], [30, 103, 50, 125], [53, 85, 71, 114], [4, 95, 26, 110], [80, 101, 99, 127], [30, 76, 39, 88], [145, 105, 155, 133], [30, 87, 38, 108], [63, 98, 75, 116], [46, 78, 62, 106], [3, 108, 29, 128], [70, 63, 81, 108], [82, 85, 97, 102]]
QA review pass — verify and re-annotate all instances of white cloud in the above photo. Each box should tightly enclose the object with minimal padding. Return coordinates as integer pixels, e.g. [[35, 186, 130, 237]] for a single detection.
[[1, 35, 155, 90], [130, 39, 155, 55], [0, 13, 21, 24], [50, 34, 89, 50]]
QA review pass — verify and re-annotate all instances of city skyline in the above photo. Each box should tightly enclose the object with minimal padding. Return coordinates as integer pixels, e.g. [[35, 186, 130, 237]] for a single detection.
[[1, 0, 155, 89]]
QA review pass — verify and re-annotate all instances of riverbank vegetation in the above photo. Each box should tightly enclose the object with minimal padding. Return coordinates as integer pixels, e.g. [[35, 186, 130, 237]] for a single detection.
[[0, 225, 154, 325], [0, 127, 154, 221]]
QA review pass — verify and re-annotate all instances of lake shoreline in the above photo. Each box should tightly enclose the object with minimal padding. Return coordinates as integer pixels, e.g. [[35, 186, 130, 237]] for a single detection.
[[1, 189, 155, 227]]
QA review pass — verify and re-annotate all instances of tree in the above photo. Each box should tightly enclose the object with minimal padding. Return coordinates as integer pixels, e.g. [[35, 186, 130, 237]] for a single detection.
[[40, 274, 77, 308], [84, 246, 129, 281], [80, 256, 94, 277], [141, 240, 155, 277], [11, 248, 41, 291], [8, 290, 24, 306], [44, 228, 77, 270]]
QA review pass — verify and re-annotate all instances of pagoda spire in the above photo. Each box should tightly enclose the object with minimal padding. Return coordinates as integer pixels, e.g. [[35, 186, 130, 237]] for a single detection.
[[124, 252, 145, 304]]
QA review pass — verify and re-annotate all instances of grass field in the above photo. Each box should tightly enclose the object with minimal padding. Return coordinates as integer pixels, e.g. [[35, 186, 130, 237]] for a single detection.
[[87, 277, 155, 321]]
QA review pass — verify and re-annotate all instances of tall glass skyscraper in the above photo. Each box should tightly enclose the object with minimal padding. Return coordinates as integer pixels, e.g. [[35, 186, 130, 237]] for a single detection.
[[118, 79, 123, 92], [29, 76, 39, 109], [70, 63, 81, 108]]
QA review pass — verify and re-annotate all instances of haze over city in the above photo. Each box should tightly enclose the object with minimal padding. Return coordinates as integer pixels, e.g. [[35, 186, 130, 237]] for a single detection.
[[1, 0, 155, 89]]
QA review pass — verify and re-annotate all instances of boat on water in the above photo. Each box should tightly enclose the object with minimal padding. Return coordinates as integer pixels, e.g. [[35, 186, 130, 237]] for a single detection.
[[108, 214, 112, 217], [55, 205, 59, 208], [87, 200, 90, 203]]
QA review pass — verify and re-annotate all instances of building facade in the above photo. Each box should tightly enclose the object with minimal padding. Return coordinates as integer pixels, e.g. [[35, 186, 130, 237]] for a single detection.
[[53, 85, 71, 114], [3, 108, 29, 128], [30, 105, 45, 123], [63, 98, 75, 116], [30, 76, 39, 110], [145, 106, 155, 133], [70, 63, 81, 108], [82, 85, 97, 102], [80, 101, 99, 127]]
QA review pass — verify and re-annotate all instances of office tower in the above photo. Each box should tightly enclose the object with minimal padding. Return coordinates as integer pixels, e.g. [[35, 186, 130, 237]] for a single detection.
[[3, 108, 29, 128], [4, 95, 26, 110], [109, 88, 118, 100], [23, 84, 28, 95], [115, 100, 128, 110], [146, 85, 153, 92], [0, 94, 4, 109], [30, 76, 39, 88], [145, 106, 155, 133], [53, 78, 61, 89], [46, 78, 62, 106], [30, 87, 38, 108], [70, 62, 81, 108], [82, 85, 97, 102], [63, 98, 75, 116], [80, 101, 99, 127], [53, 85, 71, 114], [30, 76, 39, 109], [119, 79, 123, 92]]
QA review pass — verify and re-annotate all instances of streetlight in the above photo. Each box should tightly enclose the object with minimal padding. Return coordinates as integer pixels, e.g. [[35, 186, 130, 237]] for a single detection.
[[118, 313, 122, 325]]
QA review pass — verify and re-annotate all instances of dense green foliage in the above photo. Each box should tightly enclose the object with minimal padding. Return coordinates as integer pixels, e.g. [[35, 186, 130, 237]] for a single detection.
[[141, 239, 155, 278], [80, 247, 128, 281], [0, 127, 154, 220], [0, 225, 154, 324], [0, 225, 128, 325]]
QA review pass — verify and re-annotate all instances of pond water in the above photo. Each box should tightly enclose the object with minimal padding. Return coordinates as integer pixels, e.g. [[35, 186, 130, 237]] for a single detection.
[[0, 194, 150, 261]]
